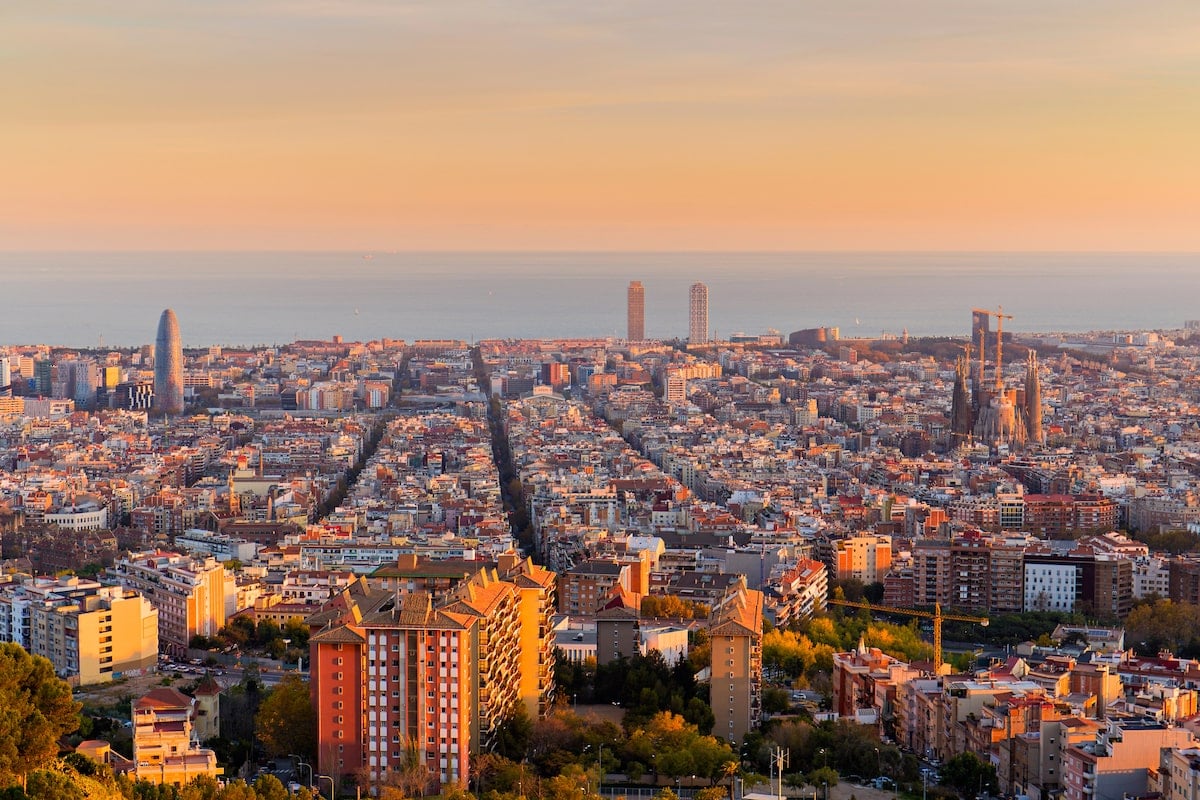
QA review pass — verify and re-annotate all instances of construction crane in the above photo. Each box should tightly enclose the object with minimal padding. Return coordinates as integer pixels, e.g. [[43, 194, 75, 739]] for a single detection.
[[827, 598, 989, 672], [971, 306, 1014, 390]]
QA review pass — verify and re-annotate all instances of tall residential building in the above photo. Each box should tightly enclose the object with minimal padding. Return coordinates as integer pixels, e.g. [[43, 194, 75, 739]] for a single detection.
[[110, 551, 234, 658], [689, 282, 709, 344], [627, 281, 645, 341], [708, 586, 762, 746], [153, 308, 184, 415], [308, 555, 556, 791], [0, 356, 10, 397]]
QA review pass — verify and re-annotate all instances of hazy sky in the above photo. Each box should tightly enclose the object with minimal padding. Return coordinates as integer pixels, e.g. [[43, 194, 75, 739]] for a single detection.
[[3, 1, 1198, 251]]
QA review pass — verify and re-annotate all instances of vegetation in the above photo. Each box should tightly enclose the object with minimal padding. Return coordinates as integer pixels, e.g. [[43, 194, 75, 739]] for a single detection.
[[765, 612, 932, 686], [254, 674, 316, 762], [640, 595, 710, 620], [942, 611, 1084, 648], [0, 643, 82, 788], [592, 651, 714, 732], [939, 752, 998, 798], [192, 618, 310, 663], [1132, 528, 1200, 554], [1125, 599, 1200, 657], [751, 718, 908, 782]]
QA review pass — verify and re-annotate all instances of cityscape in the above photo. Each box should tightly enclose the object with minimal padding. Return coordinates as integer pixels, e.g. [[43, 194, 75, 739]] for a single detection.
[[4, 294, 1200, 800], [5, 2, 1199, 800]]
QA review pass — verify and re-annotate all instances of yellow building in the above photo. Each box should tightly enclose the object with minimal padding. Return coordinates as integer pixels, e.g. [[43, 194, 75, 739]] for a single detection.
[[498, 553, 557, 717], [0, 577, 158, 686], [35, 586, 159, 686], [110, 551, 234, 658], [133, 687, 222, 786]]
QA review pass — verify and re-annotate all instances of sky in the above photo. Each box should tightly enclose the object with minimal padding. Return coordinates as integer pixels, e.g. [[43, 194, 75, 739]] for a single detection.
[[3, 1, 1198, 251]]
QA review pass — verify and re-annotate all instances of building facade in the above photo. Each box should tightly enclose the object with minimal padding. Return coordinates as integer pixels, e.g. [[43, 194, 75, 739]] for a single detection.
[[628, 281, 645, 341], [689, 282, 709, 344]]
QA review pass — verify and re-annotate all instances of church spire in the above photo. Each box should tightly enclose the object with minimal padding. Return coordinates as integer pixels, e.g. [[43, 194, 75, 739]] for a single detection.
[[1025, 349, 1043, 445]]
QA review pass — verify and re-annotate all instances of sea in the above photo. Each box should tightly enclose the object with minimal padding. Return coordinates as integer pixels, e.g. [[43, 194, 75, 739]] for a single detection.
[[3, 251, 1198, 348]]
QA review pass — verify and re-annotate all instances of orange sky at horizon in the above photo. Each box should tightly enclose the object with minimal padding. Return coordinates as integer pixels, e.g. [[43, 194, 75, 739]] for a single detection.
[[3, 1, 1198, 251]]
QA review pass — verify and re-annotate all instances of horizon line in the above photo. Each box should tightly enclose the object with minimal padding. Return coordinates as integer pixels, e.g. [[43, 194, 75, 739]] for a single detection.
[[3, 248, 1199, 256]]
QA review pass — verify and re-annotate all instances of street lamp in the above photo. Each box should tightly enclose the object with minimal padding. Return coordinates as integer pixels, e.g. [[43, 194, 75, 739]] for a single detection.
[[317, 773, 335, 800], [584, 743, 605, 797], [290, 754, 313, 788]]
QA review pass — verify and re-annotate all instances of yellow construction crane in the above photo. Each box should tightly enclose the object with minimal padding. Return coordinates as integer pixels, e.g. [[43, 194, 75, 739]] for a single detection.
[[827, 599, 989, 672]]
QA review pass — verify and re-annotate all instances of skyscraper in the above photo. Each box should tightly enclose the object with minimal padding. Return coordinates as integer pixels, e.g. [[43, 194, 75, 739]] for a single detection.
[[627, 280, 645, 340], [689, 282, 709, 344], [153, 309, 184, 415]]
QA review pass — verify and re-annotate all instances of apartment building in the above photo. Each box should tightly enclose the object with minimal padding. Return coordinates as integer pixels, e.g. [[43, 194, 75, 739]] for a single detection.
[[832, 640, 921, 727], [110, 551, 235, 657], [832, 534, 892, 583], [1063, 720, 1194, 800], [308, 554, 556, 790], [0, 577, 158, 685], [557, 559, 630, 615], [708, 586, 763, 746]]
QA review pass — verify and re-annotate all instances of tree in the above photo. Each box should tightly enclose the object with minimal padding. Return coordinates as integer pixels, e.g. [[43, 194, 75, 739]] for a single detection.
[[252, 774, 288, 800], [254, 673, 316, 761], [0, 643, 82, 787], [806, 767, 839, 793], [179, 775, 222, 800], [940, 752, 997, 799], [26, 770, 84, 800], [495, 707, 533, 761]]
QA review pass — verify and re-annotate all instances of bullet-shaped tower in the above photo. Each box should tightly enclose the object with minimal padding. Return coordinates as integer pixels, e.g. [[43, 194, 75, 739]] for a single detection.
[[153, 309, 184, 415]]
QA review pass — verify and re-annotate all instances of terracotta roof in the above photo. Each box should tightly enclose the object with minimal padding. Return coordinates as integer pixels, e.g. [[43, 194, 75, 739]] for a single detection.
[[134, 687, 193, 710], [310, 625, 366, 645]]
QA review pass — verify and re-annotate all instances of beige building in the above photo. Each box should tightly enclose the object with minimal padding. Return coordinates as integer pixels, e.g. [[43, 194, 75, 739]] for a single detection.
[[132, 687, 222, 787], [0, 577, 157, 686], [111, 551, 235, 657], [708, 586, 763, 746], [1064, 719, 1194, 800], [34, 586, 158, 686], [1158, 745, 1200, 800], [835, 534, 892, 583]]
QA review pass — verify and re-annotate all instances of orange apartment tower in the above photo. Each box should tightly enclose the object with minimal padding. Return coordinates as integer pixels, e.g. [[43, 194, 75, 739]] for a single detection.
[[308, 555, 555, 792]]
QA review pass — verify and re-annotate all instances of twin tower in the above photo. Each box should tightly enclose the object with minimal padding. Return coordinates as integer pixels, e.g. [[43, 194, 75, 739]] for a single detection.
[[627, 280, 709, 344]]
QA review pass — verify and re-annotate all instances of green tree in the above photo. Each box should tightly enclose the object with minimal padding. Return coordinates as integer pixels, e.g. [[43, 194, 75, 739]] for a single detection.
[[179, 775, 221, 800], [940, 752, 997, 799], [254, 673, 316, 760], [0, 643, 82, 787], [215, 779, 258, 800], [495, 707, 534, 761], [806, 767, 839, 792], [252, 774, 288, 800], [26, 769, 84, 800]]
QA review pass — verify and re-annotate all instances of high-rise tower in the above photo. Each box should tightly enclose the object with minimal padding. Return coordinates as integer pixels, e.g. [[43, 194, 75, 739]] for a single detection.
[[1025, 349, 1043, 445], [950, 350, 973, 446], [627, 281, 645, 340], [153, 309, 184, 415], [689, 282, 709, 344]]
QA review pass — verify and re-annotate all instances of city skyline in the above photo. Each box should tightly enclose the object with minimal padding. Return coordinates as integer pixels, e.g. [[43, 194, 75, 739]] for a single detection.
[[3, 2, 1199, 251]]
